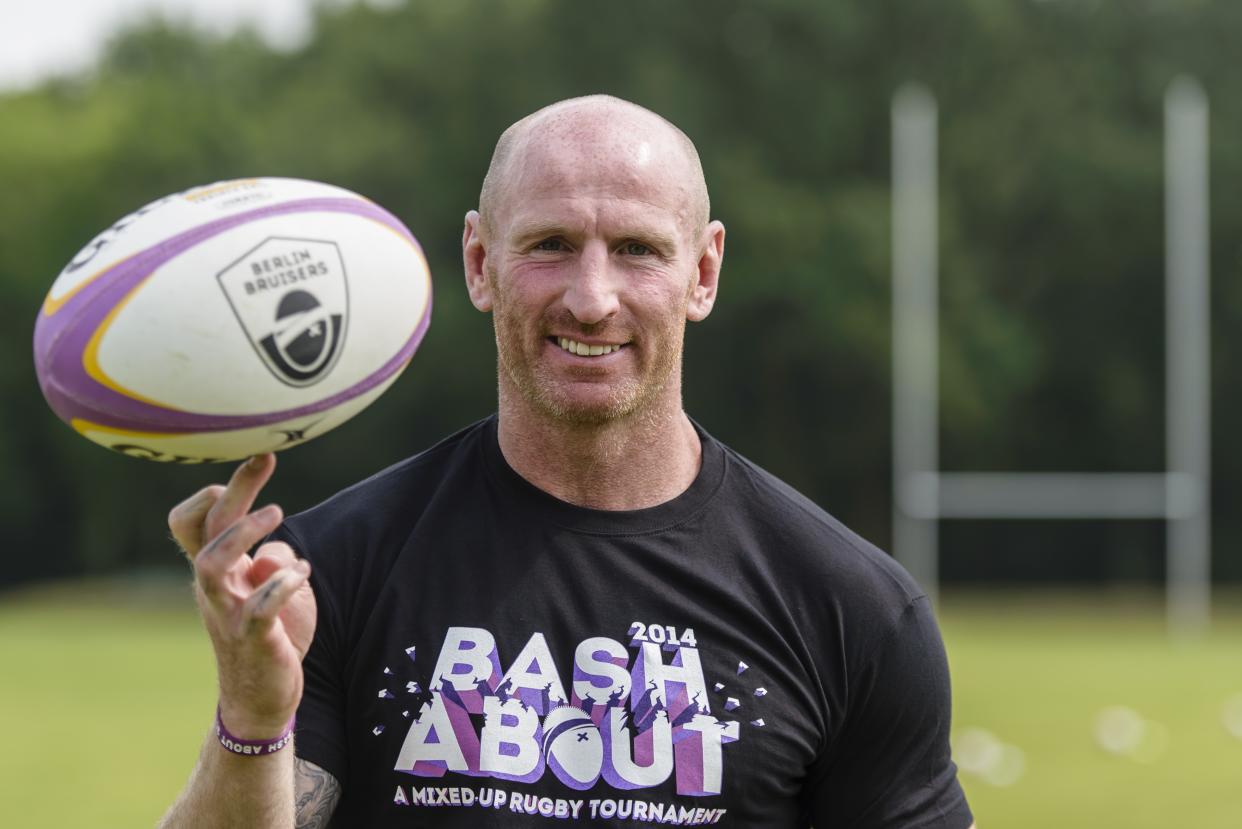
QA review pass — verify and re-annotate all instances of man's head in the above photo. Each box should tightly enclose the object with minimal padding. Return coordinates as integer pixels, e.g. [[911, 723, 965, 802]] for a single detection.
[[463, 95, 725, 426], [477, 97, 711, 241]]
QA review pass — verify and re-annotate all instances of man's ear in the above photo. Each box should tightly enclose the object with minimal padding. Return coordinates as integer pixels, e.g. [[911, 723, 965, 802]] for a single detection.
[[686, 220, 725, 322], [463, 210, 493, 312]]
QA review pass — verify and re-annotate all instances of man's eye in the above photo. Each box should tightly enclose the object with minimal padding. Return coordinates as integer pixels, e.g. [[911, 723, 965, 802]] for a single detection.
[[623, 242, 652, 256], [535, 239, 565, 252]]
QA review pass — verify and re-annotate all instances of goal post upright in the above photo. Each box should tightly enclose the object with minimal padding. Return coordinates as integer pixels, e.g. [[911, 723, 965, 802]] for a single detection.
[[1165, 77, 1211, 637], [889, 79, 1212, 635], [891, 84, 940, 608]]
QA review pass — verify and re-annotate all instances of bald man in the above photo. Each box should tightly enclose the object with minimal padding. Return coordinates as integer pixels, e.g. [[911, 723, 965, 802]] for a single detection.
[[160, 96, 974, 828]]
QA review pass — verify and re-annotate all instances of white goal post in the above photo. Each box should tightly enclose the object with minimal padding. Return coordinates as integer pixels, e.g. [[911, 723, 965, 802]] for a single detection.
[[890, 79, 1211, 636]]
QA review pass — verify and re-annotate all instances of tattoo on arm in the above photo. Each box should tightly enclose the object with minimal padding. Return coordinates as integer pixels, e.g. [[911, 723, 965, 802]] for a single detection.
[[294, 758, 341, 829]]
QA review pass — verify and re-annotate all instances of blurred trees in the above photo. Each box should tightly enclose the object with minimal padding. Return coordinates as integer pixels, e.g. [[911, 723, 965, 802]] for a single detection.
[[1, 0, 1238, 588]]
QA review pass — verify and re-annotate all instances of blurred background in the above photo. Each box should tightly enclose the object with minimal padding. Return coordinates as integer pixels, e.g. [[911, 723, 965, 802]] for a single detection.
[[1, 0, 1240, 826]]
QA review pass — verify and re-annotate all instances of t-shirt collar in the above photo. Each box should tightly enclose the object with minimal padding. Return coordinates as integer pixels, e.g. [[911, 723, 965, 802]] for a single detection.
[[480, 414, 726, 535]]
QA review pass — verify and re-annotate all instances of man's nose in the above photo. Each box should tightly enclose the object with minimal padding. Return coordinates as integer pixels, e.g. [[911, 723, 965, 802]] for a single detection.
[[562, 243, 620, 324]]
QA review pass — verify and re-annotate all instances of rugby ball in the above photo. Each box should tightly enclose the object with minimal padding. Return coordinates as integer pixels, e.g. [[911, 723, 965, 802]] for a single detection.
[[33, 177, 432, 463]]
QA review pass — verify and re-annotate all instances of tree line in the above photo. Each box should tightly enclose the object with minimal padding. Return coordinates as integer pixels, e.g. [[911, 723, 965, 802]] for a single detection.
[[2, 0, 1238, 588]]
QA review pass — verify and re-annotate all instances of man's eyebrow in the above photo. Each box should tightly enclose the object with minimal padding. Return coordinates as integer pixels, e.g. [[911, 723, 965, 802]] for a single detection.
[[621, 227, 680, 252], [510, 221, 569, 246]]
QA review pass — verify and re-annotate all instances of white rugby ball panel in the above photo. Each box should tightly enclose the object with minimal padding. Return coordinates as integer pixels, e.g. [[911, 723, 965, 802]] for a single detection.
[[95, 210, 428, 415]]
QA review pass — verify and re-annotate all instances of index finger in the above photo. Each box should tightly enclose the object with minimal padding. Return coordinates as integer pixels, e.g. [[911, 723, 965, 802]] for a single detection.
[[204, 453, 277, 541]]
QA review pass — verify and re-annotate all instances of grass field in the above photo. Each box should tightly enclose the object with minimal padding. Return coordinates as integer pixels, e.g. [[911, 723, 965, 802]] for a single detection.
[[1, 580, 1239, 827], [943, 592, 1242, 828]]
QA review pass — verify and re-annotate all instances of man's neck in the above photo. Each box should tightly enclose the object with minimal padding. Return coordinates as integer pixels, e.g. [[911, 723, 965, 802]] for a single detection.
[[496, 390, 702, 511]]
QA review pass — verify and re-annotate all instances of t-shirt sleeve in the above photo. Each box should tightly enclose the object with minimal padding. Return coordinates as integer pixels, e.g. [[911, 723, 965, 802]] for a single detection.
[[270, 522, 351, 788], [806, 596, 973, 829]]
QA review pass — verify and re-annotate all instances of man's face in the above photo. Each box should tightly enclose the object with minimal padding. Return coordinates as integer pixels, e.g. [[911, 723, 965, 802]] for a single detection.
[[480, 127, 706, 425]]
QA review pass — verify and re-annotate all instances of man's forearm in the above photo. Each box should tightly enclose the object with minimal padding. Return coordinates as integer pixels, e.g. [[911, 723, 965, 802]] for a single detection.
[[158, 725, 295, 829]]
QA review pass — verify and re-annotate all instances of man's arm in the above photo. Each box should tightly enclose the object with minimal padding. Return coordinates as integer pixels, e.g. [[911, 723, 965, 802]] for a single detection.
[[157, 455, 330, 828], [807, 597, 973, 828], [294, 758, 342, 829], [157, 743, 340, 829]]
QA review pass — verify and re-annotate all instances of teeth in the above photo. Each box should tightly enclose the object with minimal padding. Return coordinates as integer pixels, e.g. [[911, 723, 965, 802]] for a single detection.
[[557, 337, 622, 357]]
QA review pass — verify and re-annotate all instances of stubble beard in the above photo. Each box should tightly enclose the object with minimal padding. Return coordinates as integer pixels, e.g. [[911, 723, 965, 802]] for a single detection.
[[489, 272, 685, 427]]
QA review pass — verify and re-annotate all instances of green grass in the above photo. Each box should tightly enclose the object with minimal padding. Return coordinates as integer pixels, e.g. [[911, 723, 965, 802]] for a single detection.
[[1, 581, 1240, 827], [941, 592, 1242, 829], [0, 578, 218, 829]]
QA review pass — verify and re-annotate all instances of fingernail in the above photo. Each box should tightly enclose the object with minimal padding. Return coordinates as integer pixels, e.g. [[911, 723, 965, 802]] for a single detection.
[[297, 559, 311, 574], [247, 455, 265, 470], [259, 504, 281, 521]]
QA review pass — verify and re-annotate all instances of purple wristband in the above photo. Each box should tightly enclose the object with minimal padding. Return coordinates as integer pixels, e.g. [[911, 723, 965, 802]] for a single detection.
[[215, 706, 296, 757]]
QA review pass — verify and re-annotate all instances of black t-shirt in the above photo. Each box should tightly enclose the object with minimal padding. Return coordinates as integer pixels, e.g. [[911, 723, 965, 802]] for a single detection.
[[274, 416, 972, 828]]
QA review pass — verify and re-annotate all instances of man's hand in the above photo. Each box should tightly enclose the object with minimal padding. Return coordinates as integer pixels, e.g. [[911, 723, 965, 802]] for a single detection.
[[158, 454, 334, 829], [168, 453, 316, 738]]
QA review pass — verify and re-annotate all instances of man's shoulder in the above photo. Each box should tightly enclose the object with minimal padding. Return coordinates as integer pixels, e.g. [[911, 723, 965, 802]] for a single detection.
[[711, 433, 925, 611]]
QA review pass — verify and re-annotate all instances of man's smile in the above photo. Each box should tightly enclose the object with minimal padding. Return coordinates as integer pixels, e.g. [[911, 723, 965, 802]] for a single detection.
[[551, 336, 628, 357]]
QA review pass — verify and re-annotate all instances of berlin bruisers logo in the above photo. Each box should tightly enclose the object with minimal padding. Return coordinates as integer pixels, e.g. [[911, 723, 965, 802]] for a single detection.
[[217, 237, 349, 387]]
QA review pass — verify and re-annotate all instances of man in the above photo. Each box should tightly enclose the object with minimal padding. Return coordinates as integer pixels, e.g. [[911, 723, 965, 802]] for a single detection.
[[160, 95, 974, 828]]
